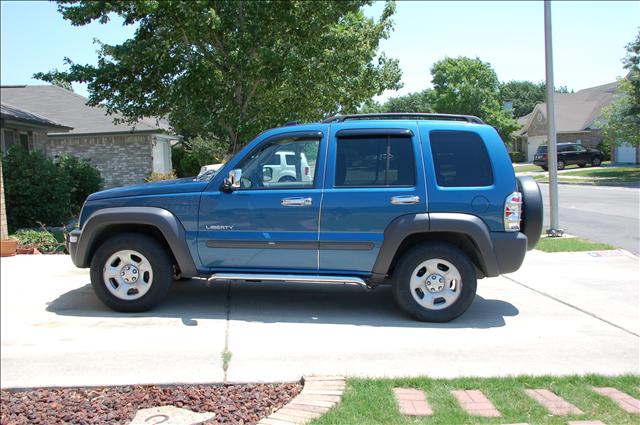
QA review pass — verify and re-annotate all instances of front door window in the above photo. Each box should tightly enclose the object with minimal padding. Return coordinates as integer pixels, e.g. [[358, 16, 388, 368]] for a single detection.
[[235, 138, 319, 190]]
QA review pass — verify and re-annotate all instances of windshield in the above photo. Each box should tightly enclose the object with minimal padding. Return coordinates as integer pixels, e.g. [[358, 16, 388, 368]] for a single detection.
[[536, 145, 548, 154]]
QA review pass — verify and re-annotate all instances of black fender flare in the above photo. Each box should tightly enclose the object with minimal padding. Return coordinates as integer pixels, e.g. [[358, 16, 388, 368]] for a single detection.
[[74, 206, 199, 277], [371, 212, 500, 282]]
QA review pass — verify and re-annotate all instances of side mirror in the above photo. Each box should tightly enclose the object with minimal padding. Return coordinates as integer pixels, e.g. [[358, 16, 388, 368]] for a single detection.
[[221, 169, 242, 193]]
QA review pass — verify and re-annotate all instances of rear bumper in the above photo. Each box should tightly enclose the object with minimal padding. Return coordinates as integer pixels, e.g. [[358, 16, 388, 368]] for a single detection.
[[65, 229, 82, 268], [490, 232, 528, 275], [532, 159, 547, 167]]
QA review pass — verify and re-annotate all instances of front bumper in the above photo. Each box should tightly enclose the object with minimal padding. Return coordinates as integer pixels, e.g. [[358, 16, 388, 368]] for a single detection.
[[65, 229, 82, 267]]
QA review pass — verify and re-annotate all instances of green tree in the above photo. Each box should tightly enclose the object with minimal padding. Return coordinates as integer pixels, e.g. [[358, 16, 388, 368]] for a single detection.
[[499, 80, 571, 118], [36, 0, 402, 153], [601, 30, 640, 148], [430, 57, 520, 141], [383, 89, 434, 113], [602, 79, 640, 147], [622, 29, 639, 117], [50, 76, 74, 92], [499, 81, 545, 118]]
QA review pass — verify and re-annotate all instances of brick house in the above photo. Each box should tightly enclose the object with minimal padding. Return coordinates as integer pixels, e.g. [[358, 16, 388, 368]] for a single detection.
[[0, 85, 179, 188], [515, 81, 639, 164]]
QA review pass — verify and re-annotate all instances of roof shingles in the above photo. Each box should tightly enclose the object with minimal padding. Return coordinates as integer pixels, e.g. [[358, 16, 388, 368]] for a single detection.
[[0, 85, 170, 136]]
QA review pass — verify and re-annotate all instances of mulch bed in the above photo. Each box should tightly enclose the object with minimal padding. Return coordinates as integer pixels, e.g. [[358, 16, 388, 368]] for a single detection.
[[1, 382, 301, 425]]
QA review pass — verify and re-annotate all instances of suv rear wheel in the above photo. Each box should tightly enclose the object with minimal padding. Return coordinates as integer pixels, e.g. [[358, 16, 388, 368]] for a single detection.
[[592, 157, 602, 167], [90, 233, 172, 312], [393, 242, 477, 322]]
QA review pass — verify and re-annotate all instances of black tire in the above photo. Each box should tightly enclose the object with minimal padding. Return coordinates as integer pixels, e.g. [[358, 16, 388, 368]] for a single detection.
[[392, 242, 477, 322], [278, 175, 296, 183], [592, 156, 602, 167], [557, 160, 565, 170], [541, 166, 548, 171], [578, 163, 587, 168], [90, 233, 173, 312]]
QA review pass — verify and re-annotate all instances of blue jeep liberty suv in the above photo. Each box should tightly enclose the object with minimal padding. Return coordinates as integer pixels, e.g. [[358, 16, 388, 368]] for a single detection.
[[67, 113, 543, 322]]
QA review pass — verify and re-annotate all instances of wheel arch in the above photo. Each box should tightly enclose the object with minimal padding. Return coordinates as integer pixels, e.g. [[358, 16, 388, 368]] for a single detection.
[[371, 213, 500, 283], [74, 207, 199, 277]]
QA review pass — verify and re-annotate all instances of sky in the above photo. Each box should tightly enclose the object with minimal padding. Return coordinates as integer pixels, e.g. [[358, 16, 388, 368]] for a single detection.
[[1, 0, 638, 102]]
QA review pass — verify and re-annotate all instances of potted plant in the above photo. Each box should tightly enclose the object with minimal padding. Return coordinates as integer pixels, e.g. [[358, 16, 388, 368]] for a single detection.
[[0, 237, 18, 257], [11, 228, 59, 255]]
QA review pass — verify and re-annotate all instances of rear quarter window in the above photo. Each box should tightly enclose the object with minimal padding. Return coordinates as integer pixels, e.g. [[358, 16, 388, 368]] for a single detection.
[[429, 130, 493, 187]]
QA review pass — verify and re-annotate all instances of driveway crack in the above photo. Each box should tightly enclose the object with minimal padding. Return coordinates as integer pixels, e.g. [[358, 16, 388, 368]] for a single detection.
[[221, 282, 232, 382], [503, 275, 639, 338]]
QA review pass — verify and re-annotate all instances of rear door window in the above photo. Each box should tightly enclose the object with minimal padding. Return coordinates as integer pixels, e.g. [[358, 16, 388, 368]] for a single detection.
[[429, 130, 493, 187], [335, 136, 415, 187]]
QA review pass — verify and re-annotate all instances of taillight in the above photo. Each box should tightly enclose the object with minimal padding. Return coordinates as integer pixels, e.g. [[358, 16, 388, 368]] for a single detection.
[[543, 154, 548, 160], [305, 166, 310, 176], [504, 191, 522, 232]]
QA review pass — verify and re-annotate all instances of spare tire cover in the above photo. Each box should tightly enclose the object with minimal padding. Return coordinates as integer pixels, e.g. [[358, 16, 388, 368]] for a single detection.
[[517, 176, 543, 250]]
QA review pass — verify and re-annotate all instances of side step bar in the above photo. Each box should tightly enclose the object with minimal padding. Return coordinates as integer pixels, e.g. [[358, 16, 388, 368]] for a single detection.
[[208, 273, 372, 289]]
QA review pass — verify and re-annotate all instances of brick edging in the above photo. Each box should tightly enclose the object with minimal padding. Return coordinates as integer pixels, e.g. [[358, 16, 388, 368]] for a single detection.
[[257, 376, 345, 425]]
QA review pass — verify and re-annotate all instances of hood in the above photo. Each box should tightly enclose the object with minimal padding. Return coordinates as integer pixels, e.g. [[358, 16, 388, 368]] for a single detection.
[[87, 177, 208, 201]]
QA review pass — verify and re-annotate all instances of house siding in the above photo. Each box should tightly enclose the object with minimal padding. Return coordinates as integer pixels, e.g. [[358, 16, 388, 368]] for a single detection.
[[556, 131, 602, 148], [35, 134, 154, 188]]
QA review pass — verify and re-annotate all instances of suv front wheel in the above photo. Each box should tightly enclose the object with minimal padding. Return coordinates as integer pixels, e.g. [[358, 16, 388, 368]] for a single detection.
[[90, 233, 172, 312], [393, 242, 477, 322]]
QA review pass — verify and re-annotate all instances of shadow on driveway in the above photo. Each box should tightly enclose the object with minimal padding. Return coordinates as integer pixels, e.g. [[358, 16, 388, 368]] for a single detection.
[[46, 280, 519, 329]]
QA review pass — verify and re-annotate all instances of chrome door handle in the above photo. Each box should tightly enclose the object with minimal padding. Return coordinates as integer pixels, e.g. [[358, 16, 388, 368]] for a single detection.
[[281, 197, 312, 207], [390, 195, 421, 205]]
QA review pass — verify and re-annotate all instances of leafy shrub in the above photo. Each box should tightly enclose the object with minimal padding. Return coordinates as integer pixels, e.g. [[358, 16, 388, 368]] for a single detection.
[[57, 155, 103, 215], [2, 147, 72, 232], [596, 140, 611, 161], [509, 151, 527, 163], [145, 171, 177, 182], [173, 135, 227, 177], [11, 228, 61, 253]]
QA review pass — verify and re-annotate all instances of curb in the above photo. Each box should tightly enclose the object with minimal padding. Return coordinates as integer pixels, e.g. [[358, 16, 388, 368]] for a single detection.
[[536, 180, 640, 188], [258, 376, 345, 425]]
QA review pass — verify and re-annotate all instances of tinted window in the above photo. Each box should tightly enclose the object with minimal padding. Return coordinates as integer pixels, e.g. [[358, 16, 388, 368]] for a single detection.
[[429, 130, 493, 187], [335, 136, 415, 187], [285, 154, 296, 166], [536, 145, 548, 154], [575, 145, 587, 152]]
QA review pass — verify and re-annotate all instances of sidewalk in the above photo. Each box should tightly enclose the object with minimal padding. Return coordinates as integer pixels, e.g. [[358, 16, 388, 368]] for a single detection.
[[1, 251, 638, 388]]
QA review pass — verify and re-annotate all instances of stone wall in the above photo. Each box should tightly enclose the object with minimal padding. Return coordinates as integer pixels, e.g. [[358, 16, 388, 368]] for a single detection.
[[36, 134, 154, 188]]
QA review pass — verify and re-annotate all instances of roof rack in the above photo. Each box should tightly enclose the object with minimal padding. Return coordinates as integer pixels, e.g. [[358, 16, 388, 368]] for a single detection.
[[321, 113, 485, 124]]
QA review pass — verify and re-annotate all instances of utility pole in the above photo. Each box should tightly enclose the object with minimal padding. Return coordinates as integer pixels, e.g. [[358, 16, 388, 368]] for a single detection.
[[544, 0, 562, 236]]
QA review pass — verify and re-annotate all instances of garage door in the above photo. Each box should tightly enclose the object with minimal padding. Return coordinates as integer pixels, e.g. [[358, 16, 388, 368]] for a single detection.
[[615, 144, 637, 164]]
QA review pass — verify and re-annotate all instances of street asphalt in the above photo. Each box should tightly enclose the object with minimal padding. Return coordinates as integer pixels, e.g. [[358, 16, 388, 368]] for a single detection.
[[1, 250, 638, 388], [538, 183, 640, 254]]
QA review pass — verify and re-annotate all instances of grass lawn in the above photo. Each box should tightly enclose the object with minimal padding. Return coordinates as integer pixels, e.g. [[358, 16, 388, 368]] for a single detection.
[[312, 375, 640, 425], [535, 236, 616, 252], [532, 165, 639, 184], [513, 164, 543, 173], [559, 165, 640, 181]]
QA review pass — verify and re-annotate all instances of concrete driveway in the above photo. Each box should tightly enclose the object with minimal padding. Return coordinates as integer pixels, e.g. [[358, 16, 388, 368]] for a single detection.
[[1, 251, 638, 388]]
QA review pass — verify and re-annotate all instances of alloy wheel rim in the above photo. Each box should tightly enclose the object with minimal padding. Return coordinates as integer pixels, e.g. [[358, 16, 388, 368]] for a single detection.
[[409, 258, 462, 310], [102, 249, 153, 300]]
